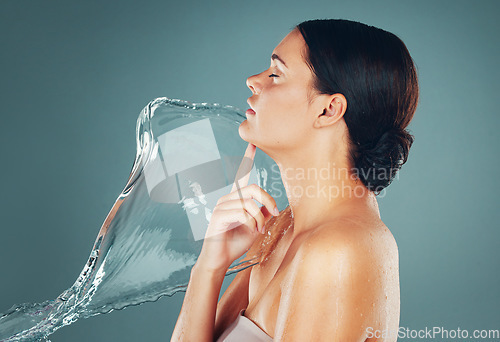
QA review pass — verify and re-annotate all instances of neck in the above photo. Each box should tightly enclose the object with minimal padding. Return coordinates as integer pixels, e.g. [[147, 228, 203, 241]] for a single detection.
[[274, 150, 379, 238]]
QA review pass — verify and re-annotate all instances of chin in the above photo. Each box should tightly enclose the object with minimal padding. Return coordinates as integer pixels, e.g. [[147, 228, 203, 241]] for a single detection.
[[238, 122, 274, 158], [238, 121, 253, 143]]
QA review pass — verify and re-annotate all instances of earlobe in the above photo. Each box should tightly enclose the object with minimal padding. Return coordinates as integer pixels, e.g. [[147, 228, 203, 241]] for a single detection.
[[314, 108, 337, 129]]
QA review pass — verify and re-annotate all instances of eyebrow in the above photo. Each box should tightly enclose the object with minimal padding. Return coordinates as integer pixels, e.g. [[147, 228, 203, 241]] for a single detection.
[[271, 53, 288, 68]]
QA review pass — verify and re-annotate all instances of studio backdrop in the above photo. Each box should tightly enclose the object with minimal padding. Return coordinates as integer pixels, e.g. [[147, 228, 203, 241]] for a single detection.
[[0, 0, 498, 341]]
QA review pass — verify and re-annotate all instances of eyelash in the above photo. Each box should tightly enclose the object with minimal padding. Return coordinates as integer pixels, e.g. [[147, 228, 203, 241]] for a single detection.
[[268, 73, 279, 78]]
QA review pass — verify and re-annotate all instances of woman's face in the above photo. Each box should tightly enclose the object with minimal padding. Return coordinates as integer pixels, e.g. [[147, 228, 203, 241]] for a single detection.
[[239, 28, 325, 156]]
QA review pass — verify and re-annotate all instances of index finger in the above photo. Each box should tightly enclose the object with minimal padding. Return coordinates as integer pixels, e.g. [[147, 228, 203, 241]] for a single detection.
[[230, 143, 256, 193]]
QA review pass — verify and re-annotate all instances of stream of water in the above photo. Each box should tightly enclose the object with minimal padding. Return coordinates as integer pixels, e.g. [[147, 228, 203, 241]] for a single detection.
[[0, 97, 287, 341]]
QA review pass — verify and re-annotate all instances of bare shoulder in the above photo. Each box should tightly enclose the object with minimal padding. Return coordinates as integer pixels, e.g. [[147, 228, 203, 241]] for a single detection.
[[299, 216, 399, 261], [275, 217, 400, 341], [293, 216, 400, 295]]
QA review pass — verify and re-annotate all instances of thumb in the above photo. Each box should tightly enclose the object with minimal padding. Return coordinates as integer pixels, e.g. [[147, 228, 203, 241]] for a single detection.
[[260, 205, 276, 224]]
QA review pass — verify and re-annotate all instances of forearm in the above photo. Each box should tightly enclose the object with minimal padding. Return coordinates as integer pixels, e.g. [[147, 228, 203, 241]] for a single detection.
[[171, 262, 226, 342]]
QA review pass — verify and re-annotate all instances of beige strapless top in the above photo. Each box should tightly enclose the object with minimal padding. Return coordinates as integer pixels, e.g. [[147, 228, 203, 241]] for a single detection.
[[216, 309, 273, 341]]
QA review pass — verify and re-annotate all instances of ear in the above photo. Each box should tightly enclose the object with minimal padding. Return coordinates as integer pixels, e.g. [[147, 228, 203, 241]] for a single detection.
[[313, 93, 347, 128]]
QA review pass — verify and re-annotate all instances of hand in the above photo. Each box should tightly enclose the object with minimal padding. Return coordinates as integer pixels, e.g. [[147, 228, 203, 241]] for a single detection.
[[197, 143, 279, 273]]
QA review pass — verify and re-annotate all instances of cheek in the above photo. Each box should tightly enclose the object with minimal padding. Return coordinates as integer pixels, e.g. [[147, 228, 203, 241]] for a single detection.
[[259, 98, 310, 144], [262, 85, 309, 116]]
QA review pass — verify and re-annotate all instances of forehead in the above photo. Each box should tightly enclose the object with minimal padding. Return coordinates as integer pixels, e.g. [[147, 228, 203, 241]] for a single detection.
[[272, 29, 308, 67]]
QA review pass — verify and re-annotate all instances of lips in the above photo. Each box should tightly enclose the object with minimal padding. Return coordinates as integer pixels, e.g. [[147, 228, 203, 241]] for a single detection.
[[246, 98, 256, 115]]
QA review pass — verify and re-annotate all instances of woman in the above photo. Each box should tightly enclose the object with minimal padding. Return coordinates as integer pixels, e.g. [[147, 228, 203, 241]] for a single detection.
[[171, 18, 418, 341]]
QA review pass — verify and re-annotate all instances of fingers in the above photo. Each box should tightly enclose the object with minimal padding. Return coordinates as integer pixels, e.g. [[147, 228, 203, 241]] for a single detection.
[[217, 199, 266, 233], [216, 208, 261, 235], [260, 205, 275, 222], [231, 143, 256, 193], [217, 184, 278, 218], [214, 143, 278, 236]]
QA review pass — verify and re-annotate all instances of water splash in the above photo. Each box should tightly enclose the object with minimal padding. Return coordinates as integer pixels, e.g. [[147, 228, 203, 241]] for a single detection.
[[0, 97, 288, 341]]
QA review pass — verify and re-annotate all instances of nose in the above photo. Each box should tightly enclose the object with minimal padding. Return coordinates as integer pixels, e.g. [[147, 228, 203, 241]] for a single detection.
[[246, 73, 261, 95]]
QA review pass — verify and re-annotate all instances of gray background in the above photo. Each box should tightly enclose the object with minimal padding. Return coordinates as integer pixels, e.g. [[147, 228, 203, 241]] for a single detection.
[[1, 0, 499, 341]]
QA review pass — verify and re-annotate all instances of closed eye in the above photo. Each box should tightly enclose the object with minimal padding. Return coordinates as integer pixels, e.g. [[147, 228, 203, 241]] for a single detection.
[[268, 73, 279, 78]]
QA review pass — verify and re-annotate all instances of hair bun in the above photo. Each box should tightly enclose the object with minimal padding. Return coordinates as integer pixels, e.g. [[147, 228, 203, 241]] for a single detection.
[[355, 128, 414, 194]]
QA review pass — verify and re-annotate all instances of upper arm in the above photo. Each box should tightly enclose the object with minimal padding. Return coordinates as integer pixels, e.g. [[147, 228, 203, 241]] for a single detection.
[[274, 225, 386, 341], [213, 233, 264, 340], [213, 266, 251, 340]]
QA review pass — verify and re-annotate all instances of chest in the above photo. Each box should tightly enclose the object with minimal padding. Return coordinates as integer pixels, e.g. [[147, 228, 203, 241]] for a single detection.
[[245, 226, 301, 337]]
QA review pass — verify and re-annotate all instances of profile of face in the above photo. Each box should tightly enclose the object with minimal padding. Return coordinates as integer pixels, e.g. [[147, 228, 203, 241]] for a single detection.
[[239, 28, 336, 159]]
